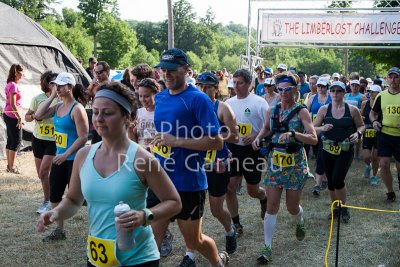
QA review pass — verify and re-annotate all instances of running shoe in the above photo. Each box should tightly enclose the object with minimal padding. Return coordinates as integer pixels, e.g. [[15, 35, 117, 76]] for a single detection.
[[218, 251, 230, 266], [233, 223, 243, 236], [327, 207, 340, 220], [225, 230, 237, 254], [160, 229, 174, 257], [295, 220, 306, 241], [370, 176, 378, 186], [42, 227, 66, 242], [36, 201, 51, 214], [312, 185, 321, 197], [341, 208, 351, 223], [364, 164, 371, 179], [257, 246, 272, 264], [321, 181, 328, 190], [176, 255, 196, 267], [6, 165, 20, 174], [386, 192, 396, 203]]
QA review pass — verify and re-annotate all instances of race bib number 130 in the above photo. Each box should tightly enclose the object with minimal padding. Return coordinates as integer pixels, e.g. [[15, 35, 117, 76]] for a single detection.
[[87, 235, 120, 267]]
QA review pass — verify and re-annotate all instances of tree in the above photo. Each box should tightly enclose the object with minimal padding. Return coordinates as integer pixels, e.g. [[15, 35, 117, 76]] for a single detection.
[[186, 51, 202, 72], [96, 13, 137, 68], [1, 0, 56, 20], [78, 0, 118, 57], [130, 45, 158, 67], [220, 55, 240, 73]]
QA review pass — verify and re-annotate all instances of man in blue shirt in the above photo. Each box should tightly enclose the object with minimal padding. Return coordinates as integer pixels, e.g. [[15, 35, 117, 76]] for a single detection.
[[153, 48, 229, 267], [298, 71, 310, 99]]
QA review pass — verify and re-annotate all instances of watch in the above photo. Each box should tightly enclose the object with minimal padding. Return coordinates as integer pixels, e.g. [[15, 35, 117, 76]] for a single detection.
[[290, 130, 296, 138], [142, 208, 154, 227], [357, 130, 362, 138]]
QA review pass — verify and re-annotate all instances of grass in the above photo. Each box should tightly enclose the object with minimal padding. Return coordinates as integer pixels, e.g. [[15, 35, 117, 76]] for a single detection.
[[1, 152, 400, 267]]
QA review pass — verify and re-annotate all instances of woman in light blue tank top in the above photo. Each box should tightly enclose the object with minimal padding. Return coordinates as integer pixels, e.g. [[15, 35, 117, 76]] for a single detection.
[[37, 81, 181, 267], [344, 80, 367, 108], [35, 72, 89, 241]]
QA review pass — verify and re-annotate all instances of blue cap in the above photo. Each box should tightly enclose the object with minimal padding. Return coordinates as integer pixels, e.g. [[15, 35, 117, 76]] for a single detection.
[[196, 72, 219, 85], [264, 67, 273, 74], [387, 67, 400, 76], [155, 48, 190, 70], [330, 81, 346, 91]]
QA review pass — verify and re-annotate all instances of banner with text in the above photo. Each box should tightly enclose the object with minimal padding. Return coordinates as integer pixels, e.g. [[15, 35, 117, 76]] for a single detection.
[[261, 13, 400, 43]]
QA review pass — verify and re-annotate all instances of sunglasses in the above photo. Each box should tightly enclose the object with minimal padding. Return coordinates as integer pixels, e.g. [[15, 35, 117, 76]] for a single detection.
[[330, 89, 344, 93], [197, 74, 219, 84], [277, 86, 295, 92], [95, 69, 105, 75], [317, 84, 327, 88]]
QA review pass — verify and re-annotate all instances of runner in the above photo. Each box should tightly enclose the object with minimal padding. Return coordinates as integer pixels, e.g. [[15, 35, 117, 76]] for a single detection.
[[35, 72, 89, 241], [345, 79, 367, 108], [37, 81, 181, 267], [306, 77, 331, 196], [360, 85, 381, 185], [225, 69, 268, 235], [25, 71, 58, 214], [3, 64, 24, 174], [197, 71, 239, 254], [252, 71, 317, 264], [153, 48, 229, 267], [369, 67, 400, 202], [263, 78, 280, 108], [314, 81, 365, 222]]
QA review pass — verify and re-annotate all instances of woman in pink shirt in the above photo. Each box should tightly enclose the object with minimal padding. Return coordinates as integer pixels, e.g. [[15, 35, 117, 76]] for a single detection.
[[3, 64, 24, 173]]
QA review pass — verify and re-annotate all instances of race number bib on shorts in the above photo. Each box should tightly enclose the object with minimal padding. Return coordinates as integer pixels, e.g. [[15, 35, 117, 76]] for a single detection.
[[153, 145, 171, 158], [272, 150, 295, 167], [386, 105, 400, 116], [237, 123, 252, 137], [38, 124, 55, 138], [87, 235, 120, 267], [365, 129, 377, 138], [54, 131, 67, 148], [205, 150, 216, 164], [324, 144, 341, 155]]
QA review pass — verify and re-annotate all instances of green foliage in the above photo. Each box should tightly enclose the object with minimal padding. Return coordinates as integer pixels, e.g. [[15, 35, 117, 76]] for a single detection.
[[96, 13, 137, 68], [130, 45, 158, 68], [0, 0, 56, 20], [62, 8, 83, 28], [220, 54, 240, 73], [39, 16, 92, 63], [186, 51, 202, 72], [201, 52, 220, 72]]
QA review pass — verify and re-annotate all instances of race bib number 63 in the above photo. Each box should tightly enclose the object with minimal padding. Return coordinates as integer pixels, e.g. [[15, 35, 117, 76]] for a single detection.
[[87, 236, 120, 267]]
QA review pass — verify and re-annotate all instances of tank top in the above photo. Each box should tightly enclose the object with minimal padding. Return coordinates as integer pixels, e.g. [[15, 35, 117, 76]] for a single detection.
[[344, 92, 362, 108], [324, 103, 355, 142], [362, 100, 372, 127], [80, 141, 159, 265], [266, 93, 280, 108], [53, 102, 79, 160], [310, 94, 332, 121], [213, 100, 229, 160], [270, 103, 304, 145]]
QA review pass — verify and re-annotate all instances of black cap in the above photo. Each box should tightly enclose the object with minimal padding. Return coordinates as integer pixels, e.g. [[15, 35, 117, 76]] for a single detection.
[[155, 48, 189, 70], [297, 71, 306, 77], [373, 78, 382, 86]]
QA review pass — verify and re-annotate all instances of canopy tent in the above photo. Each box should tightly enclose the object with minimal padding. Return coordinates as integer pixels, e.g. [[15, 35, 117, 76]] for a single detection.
[[0, 2, 91, 158]]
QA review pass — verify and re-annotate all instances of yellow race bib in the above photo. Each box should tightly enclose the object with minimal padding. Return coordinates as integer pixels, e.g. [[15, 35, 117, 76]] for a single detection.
[[312, 114, 317, 122], [153, 145, 171, 158], [205, 150, 216, 164], [272, 150, 295, 167], [386, 105, 400, 116], [87, 235, 120, 267], [298, 99, 305, 105], [38, 124, 55, 138], [365, 129, 377, 138], [324, 144, 341, 155], [54, 131, 67, 148], [237, 123, 252, 137]]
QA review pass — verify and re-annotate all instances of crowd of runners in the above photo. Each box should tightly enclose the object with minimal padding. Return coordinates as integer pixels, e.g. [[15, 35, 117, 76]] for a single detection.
[[2, 48, 400, 266]]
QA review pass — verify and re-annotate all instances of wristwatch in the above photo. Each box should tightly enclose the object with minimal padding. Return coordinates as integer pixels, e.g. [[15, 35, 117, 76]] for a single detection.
[[357, 130, 362, 138], [142, 208, 154, 227], [290, 130, 296, 138]]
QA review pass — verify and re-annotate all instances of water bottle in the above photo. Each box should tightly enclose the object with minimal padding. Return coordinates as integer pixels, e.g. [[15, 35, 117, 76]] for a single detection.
[[114, 201, 135, 250]]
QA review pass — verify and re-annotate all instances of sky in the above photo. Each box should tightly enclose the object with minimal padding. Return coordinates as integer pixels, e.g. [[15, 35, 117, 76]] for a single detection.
[[52, 0, 341, 27]]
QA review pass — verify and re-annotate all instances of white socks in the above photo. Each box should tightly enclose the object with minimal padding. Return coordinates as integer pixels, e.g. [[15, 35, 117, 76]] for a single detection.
[[263, 213, 277, 248], [293, 205, 304, 224]]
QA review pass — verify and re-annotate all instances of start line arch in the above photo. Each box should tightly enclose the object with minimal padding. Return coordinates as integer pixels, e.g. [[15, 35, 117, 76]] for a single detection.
[[241, 0, 400, 73]]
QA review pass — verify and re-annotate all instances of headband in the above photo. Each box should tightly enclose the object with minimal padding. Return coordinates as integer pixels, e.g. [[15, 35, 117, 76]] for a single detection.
[[277, 76, 296, 85], [94, 89, 132, 114]]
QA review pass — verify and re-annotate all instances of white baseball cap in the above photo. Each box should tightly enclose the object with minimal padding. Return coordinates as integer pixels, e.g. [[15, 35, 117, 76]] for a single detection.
[[332, 73, 340, 78], [277, 63, 287, 70], [317, 77, 329, 86], [367, 84, 382, 93], [264, 78, 275, 86], [350, 80, 360, 86], [51, 72, 76, 86]]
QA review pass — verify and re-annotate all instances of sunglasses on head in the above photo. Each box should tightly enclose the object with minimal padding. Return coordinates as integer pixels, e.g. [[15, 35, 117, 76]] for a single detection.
[[197, 74, 219, 84], [277, 86, 295, 92]]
